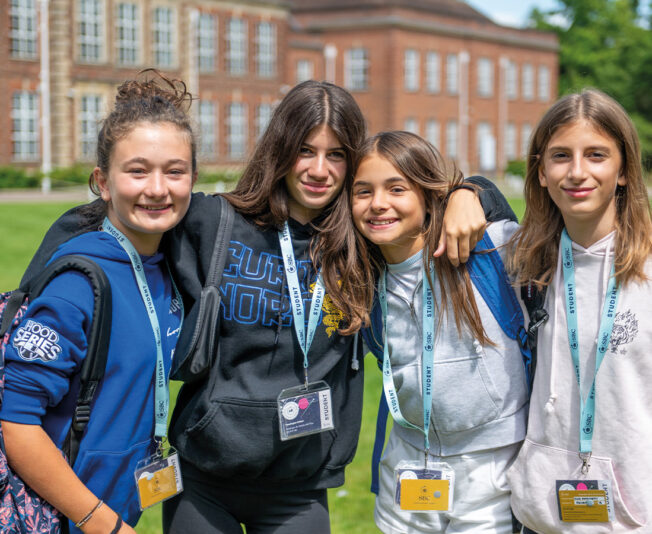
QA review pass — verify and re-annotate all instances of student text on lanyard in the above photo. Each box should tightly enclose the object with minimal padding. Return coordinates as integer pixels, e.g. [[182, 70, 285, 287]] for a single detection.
[[560, 229, 619, 473], [278, 221, 325, 387], [102, 217, 182, 441], [379, 265, 435, 467]]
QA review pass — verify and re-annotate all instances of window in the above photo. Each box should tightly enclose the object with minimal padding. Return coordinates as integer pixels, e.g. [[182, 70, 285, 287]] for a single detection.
[[228, 102, 247, 159], [521, 123, 532, 157], [446, 54, 459, 95], [256, 103, 273, 139], [227, 18, 247, 75], [403, 118, 418, 134], [477, 58, 493, 97], [116, 3, 139, 65], [152, 6, 175, 67], [426, 52, 440, 94], [505, 122, 516, 161], [80, 94, 103, 160], [404, 49, 420, 92], [425, 120, 440, 149], [197, 13, 215, 73], [506, 60, 518, 100], [256, 22, 276, 77], [344, 48, 369, 91], [296, 59, 314, 84], [198, 100, 216, 157], [78, 0, 103, 62], [538, 65, 550, 102], [522, 63, 534, 101], [446, 120, 458, 159], [10, 0, 37, 59], [477, 122, 496, 171], [12, 92, 39, 161]]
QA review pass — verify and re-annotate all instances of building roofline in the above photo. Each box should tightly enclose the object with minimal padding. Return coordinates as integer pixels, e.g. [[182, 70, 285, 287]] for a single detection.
[[297, 14, 559, 52]]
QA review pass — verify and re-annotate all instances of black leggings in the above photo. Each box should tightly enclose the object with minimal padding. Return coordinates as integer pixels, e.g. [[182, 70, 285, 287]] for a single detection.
[[163, 474, 331, 534]]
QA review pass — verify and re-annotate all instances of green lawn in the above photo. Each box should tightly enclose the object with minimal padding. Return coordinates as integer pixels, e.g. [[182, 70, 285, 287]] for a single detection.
[[0, 198, 526, 533]]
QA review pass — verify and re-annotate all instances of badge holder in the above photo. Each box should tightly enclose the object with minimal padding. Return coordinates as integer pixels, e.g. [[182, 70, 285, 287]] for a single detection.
[[278, 380, 334, 441], [556, 479, 613, 523], [394, 460, 454, 513], [134, 444, 183, 510]]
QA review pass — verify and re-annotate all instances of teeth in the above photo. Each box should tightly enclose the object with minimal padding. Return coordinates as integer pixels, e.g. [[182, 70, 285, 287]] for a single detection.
[[141, 206, 168, 211], [370, 219, 395, 225]]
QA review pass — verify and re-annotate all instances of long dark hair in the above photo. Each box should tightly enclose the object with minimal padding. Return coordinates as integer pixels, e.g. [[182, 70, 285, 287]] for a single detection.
[[344, 131, 493, 343], [224, 80, 369, 333]]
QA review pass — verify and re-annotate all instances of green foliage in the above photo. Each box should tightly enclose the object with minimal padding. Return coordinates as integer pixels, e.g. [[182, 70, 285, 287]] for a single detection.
[[196, 169, 241, 185], [529, 0, 652, 170], [49, 165, 93, 188], [0, 166, 42, 189], [505, 159, 527, 178]]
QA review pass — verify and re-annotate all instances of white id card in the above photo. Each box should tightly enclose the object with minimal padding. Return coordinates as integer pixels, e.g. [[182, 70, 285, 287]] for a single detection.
[[277, 380, 334, 440], [394, 460, 455, 513], [134, 447, 183, 510]]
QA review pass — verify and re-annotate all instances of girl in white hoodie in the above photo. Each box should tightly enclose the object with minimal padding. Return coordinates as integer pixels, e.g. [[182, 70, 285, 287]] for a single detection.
[[507, 89, 652, 533]]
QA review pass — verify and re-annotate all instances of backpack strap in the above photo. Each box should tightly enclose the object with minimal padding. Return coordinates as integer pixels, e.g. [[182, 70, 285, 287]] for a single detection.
[[28, 255, 112, 466], [171, 195, 235, 381], [520, 283, 548, 390], [466, 232, 534, 389]]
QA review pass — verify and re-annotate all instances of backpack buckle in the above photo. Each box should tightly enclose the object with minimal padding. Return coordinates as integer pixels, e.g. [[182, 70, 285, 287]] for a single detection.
[[72, 404, 91, 431]]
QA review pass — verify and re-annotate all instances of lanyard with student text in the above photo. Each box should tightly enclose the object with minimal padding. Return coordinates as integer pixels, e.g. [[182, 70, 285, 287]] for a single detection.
[[560, 229, 619, 469], [278, 221, 325, 386], [379, 266, 435, 458], [102, 217, 182, 439]]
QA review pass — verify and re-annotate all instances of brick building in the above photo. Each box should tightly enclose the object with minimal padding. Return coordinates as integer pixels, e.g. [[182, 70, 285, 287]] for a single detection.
[[1, 0, 557, 176]]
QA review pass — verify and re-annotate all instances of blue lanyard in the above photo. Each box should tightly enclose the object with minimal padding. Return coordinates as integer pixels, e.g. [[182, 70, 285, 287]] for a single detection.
[[102, 218, 183, 439], [278, 221, 325, 386], [379, 266, 435, 454], [560, 229, 619, 463]]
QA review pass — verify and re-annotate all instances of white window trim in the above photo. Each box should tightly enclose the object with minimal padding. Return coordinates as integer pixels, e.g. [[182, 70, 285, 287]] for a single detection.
[[255, 21, 276, 78], [79, 94, 103, 161], [77, 0, 105, 63], [197, 13, 216, 73], [12, 91, 39, 161], [227, 18, 247, 76], [404, 49, 420, 92], [115, 2, 141, 66], [344, 48, 369, 91], [10, 0, 37, 59], [151, 5, 177, 68], [228, 102, 247, 159], [426, 51, 440, 94]]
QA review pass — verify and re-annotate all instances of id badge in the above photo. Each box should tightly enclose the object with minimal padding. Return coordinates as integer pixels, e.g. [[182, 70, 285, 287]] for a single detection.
[[556, 479, 614, 522], [277, 380, 334, 441], [134, 447, 183, 510], [394, 460, 454, 513]]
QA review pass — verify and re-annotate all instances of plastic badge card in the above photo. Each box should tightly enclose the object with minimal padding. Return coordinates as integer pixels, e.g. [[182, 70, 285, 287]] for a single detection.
[[278, 380, 334, 441], [556, 479, 614, 522], [134, 447, 183, 510], [394, 461, 454, 513]]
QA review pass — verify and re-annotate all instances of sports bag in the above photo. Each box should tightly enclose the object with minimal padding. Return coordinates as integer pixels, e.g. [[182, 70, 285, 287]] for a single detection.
[[0, 255, 112, 533]]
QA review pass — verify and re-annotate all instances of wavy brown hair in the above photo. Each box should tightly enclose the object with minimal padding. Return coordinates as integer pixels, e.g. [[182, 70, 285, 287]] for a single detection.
[[508, 89, 652, 288], [345, 131, 493, 344], [223, 80, 368, 333]]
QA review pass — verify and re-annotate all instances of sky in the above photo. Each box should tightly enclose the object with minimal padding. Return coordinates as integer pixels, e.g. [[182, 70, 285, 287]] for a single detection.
[[464, 0, 560, 27]]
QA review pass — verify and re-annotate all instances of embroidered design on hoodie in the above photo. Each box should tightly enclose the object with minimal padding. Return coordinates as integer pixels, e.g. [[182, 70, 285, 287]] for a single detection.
[[311, 281, 344, 337], [12, 320, 62, 362], [610, 309, 638, 355]]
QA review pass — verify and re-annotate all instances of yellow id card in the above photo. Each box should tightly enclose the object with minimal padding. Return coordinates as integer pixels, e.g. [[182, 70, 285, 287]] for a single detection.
[[135, 449, 183, 510], [558, 490, 609, 522], [399, 479, 450, 511]]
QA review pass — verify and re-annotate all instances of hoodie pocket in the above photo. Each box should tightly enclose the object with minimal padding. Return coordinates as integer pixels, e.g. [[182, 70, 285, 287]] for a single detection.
[[507, 438, 645, 533], [432, 353, 502, 433], [177, 396, 337, 481]]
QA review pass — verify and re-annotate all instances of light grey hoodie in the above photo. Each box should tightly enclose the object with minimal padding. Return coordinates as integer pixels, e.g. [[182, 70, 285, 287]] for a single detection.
[[384, 220, 528, 456], [508, 232, 651, 532]]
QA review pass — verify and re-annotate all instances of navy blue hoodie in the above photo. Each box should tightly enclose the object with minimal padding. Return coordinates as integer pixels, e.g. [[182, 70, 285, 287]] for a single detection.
[[0, 232, 182, 530]]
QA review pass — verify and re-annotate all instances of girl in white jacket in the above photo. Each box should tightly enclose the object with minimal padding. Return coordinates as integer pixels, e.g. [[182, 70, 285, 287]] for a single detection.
[[507, 89, 652, 533]]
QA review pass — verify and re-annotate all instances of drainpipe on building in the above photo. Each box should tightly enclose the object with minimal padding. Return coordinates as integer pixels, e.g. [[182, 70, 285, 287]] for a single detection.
[[499, 56, 508, 176], [458, 50, 469, 177], [40, 0, 51, 194], [324, 44, 337, 84], [188, 7, 199, 124]]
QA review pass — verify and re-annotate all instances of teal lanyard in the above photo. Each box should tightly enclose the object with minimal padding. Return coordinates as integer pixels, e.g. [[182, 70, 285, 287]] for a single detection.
[[379, 266, 435, 456], [560, 229, 619, 468], [278, 221, 325, 386], [102, 218, 183, 439]]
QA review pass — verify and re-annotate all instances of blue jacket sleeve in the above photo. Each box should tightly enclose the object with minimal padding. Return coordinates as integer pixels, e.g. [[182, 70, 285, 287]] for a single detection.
[[0, 271, 94, 424], [465, 175, 518, 223]]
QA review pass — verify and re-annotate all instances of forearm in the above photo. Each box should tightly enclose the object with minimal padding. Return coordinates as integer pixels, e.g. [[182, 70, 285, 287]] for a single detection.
[[2, 421, 127, 534]]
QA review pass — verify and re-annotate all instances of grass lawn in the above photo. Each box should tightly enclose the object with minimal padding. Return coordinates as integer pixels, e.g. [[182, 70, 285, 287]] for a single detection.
[[0, 198, 526, 533]]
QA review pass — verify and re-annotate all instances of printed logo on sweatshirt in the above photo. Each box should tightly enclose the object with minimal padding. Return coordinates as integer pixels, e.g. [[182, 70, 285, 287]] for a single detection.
[[610, 309, 638, 355], [220, 241, 344, 335], [12, 320, 62, 362], [169, 297, 182, 314]]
